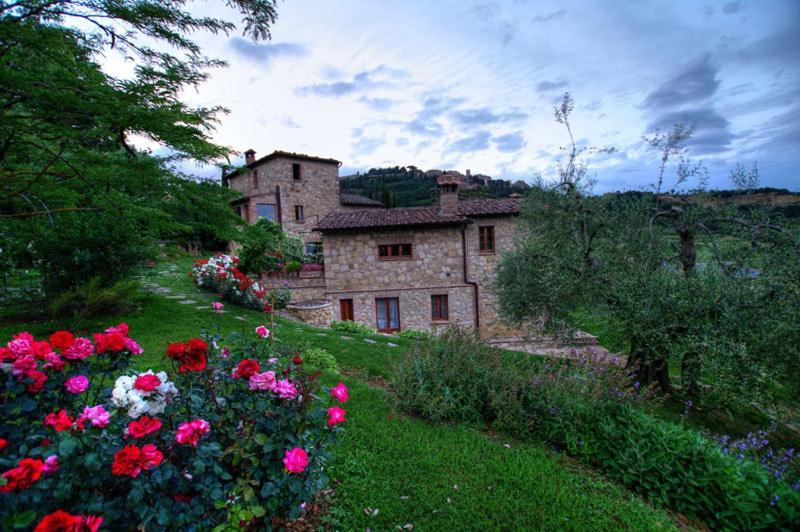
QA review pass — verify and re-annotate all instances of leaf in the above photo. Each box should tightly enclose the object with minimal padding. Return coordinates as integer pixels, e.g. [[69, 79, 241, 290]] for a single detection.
[[251, 505, 266, 518], [12, 510, 37, 529]]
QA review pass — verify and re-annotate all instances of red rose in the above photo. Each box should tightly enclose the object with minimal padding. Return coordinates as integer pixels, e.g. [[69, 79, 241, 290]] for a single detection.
[[31, 341, 52, 359], [134, 374, 161, 392], [49, 331, 75, 351], [93, 332, 125, 353], [0, 438, 7, 451], [173, 494, 192, 503], [127, 416, 162, 438], [39, 438, 52, 447], [34, 510, 102, 532], [0, 458, 44, 493], [293, 356, 303, 365], [26, 370, 47, 393], [234, 359, 260, 379], [166, 340, 207, 372], [264, 303, 273, 313], [0, 347, 12, 362], [44, 410, 74, 432], [112, 444, 162, 477]]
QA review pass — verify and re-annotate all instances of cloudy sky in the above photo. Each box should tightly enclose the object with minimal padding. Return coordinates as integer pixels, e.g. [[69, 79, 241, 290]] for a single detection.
[[154, 0, 798, 192]]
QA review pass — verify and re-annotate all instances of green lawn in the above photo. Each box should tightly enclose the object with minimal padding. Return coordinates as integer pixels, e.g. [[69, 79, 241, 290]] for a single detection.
[[0, 259, 679, 530]]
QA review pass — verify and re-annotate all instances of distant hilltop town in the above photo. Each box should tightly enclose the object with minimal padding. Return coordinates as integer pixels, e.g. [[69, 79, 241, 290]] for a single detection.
[[340, 165, 531, 207]]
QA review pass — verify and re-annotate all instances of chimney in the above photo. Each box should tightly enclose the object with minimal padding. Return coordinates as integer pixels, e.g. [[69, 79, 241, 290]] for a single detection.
[[437, 176, 460, 216], [244, 149, 256, 165], [466, 169, 471, 178]]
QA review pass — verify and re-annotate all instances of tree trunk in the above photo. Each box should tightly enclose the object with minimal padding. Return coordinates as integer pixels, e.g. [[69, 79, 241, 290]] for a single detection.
[[627, 338, 674, 394]]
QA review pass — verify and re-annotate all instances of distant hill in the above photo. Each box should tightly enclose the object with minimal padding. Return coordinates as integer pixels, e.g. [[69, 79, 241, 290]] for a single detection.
[[340, 165, 530, 207]]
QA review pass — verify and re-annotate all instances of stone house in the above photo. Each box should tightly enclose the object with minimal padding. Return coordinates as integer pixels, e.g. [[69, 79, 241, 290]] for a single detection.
[[224, 149, 596, 351]]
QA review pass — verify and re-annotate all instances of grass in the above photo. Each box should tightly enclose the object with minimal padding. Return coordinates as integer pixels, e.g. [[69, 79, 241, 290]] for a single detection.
[[0, 258, 680, 530]]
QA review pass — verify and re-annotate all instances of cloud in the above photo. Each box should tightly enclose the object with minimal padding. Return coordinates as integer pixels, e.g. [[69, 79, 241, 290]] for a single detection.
[[643, 54, 719, 110], [492, 131, 527, 153], [450, 107, 527, 125], [352, 135, 385, 156], [531, 10, 566, 23], [723, 1, 742, 14], [395, 137, 409, 146], [536, 80, 568, 93], [359, 96, 398, 111], [406, 96, 463, 137], [229, 38, 308, 62], [648, 108, 734, 154], [295, 64, 406, 97], [281, 117, 301, 129], [447, 131, 491, 152]]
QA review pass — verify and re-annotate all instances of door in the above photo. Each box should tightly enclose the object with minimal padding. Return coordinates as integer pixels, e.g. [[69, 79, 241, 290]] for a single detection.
[[375, 297, 400, 332], [340, 299, 354, 321]]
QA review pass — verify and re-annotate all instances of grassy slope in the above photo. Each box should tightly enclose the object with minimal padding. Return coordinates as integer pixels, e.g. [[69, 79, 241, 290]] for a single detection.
[[0, 260, 677, 530]]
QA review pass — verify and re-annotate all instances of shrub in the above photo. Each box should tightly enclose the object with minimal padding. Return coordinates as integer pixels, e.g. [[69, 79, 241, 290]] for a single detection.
[[396, 329, 434, 341], [48, 277, 139, 319], [391, 327, 499, 423], [330, 320, 372, 335], [238, 220, 304, 275], [192, 254, 290, 311], [391, 331, 800, 529], [302, 347, 340, 373], [0, 323, 348, 529]]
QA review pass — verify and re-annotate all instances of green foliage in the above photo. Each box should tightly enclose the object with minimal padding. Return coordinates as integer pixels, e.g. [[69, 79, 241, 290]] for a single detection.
[[302, 347, 340, 373], [391, 329, 800, 529], [395, 329, 434, 341], [330, 320, 372, 335], [238, 220, 304, 275], [0, 0, 277, 296], [49, 277, 140, 320], [391, 327, 499, 423]]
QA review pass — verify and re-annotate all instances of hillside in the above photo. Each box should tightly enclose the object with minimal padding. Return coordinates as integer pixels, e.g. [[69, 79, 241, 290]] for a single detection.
[[340, 165, 531, 207]]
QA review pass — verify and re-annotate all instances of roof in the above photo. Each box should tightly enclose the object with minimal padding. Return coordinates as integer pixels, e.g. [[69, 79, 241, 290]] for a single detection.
[[340, 193, 384, 207], [457, 198, 522, 217], [226, 150, 341, 179], [315, 198, 522, 232], [315, 207, 470, 232]]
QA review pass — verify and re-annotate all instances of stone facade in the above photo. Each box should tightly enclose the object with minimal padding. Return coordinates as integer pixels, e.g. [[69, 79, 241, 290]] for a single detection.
[[227, 155, 341, 243], [323, 226, 477, 332], [286, 301, 334, 328]]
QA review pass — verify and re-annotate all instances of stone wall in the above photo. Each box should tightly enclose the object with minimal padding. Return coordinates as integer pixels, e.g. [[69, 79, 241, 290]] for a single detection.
[[258, 274, 326, 303], [228, 157, 340, 243], [286, 301, 333, 328], [323, 226, 476, 332], [464, 215, 523, 339]]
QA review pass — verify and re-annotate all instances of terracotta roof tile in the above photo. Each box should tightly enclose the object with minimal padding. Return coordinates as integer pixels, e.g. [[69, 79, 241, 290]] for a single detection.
[[315, 207, 469, 232], [315, 198, 521, 232]]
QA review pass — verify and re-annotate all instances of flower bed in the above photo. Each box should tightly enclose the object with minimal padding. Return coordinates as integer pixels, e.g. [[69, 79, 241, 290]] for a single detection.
[[192, 254, 291, 311], [0, 323, 347, 529]]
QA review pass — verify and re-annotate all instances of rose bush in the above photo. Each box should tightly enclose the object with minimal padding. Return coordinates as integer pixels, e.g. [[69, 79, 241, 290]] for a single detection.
[[192, 254, 291, 312], [0, 323, 347, 529]]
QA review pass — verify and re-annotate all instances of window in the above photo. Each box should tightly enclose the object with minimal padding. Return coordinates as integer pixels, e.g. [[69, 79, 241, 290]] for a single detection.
[[340, 299, 354, 321], [378, 243, 413, 260], [479, 226, 495, 254], [292, 163, 301, 181], [294, 205, 304, 222], [431, 294, 449, 321], [252, 170, 259, 188], [375, 297, 400, 332], [256, 203, 276, 221]]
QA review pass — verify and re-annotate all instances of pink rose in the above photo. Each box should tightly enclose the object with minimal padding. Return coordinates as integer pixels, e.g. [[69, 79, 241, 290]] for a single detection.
[[282, 447, 308, 474], [330, 382, 349, 403], [79, 405, 110, 428], [64, 375, 89, 394], [211, 302, 224, 311], [255, 325, 270, 339], [175, 419, 211, 447], [43, 352, 65, 372], [326, 406, 347, 427], [220, 347, 230, 359], [7, 338, 32, 357], [249, 371, 276, 391], [267, 357, 279, 365], [43, 455, 59, 475], [274, 379, 297, 400], [123, 337, 143, 355], [63, 338, 94, 361]]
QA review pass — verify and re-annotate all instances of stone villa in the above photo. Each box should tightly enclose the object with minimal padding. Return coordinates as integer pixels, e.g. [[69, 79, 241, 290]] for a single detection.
[[223, 149, 596, 352]]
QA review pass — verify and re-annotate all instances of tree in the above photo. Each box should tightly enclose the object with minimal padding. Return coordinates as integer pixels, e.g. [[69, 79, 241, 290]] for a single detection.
[[497, 93, 800, 406], [0, 0, 280, 296]]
